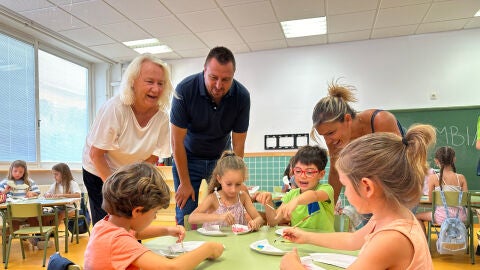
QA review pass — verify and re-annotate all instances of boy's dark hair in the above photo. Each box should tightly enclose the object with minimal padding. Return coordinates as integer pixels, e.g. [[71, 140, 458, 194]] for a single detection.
[[102, 162, 170, 217], [290, 146, 328, 171], [204, 46, 236, 71]]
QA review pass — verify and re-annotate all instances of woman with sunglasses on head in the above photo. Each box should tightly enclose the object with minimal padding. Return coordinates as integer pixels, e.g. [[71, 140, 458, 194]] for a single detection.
[[256, 146, 334, 231]]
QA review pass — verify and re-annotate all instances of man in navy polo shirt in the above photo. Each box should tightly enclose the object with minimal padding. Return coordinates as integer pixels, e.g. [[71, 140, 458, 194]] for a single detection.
[[170, 46, 251, 225]]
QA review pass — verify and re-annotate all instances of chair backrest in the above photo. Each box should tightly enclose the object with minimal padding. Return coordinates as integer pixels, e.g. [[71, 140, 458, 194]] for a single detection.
[[7, 203, 47, 233], [431, 191, 471, 224]]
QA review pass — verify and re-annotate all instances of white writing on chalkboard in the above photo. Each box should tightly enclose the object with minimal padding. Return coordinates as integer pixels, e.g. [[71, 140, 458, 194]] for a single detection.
[[436, 126, 477, 147]]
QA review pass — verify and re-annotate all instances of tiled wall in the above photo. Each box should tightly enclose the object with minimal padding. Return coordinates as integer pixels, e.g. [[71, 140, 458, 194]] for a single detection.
[[244, 155, 352, 209]]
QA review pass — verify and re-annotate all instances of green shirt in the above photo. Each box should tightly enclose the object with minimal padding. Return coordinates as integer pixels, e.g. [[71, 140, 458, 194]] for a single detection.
[[477, 116, 480, 140], [282, 183, 334, 232]]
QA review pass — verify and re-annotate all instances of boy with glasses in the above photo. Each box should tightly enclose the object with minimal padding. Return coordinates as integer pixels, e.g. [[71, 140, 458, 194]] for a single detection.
[[256, 146, 334, 231]]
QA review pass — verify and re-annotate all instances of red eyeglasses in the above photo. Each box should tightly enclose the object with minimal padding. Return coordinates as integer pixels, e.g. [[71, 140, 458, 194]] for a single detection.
[[292, 167, 319, 178]]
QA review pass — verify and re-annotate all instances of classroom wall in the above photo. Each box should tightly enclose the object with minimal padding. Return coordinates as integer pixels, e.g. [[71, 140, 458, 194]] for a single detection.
[[166, 28, 480, 153]]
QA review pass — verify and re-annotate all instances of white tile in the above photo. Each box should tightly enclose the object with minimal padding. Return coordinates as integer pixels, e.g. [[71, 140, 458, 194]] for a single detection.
[[20, 7, 87, 31], [416, 19, 469, 34], [328, 10, 376, 33], [328, 30, 371, 43], [248, 39, 288, 51], [58, 27, 115, 46], [216, 0, 265, 7], [379, 0, 432, 9], [97, 21, 151, 42], [89, 43, 137, 60], [60, 0, 125, 26], [136, 16, 191, 38], [197, 29, 244, 47], [375, 4, 430, 28], [160, 0, 216, 13], [103, 0, 171, 20], [153, 52, 182, 61], [272, 0, 325, 21], [177, 9, 232, 32], [160, 34, 208, 51], [327, 0, 379, 15], [285, 34, 327, 47], [237, 23, 284, 42], [424, 0, 480, 22], [225, 43, 251, 54], [0, 0, 54, 12], [223, 1, 276, 27], [372, 24, 417, 38]]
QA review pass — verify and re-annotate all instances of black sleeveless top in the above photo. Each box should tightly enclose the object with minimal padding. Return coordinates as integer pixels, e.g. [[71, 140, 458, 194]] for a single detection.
[[370, 109, 405, 137]]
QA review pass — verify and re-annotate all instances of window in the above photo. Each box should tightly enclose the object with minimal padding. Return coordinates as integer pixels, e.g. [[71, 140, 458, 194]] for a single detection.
[[0, 31, 89, 164], [39, 50, 88, 163], [0, 33, 36, 162]]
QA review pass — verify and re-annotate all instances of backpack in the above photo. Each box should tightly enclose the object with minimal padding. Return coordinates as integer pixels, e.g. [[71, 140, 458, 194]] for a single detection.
[[67, 193, 91, 234], [436, 191, 467, 254]]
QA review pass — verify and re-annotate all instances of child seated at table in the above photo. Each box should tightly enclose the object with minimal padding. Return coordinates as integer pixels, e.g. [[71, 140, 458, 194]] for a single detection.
[[415, 146, 468, 235], [280, 125, 435, 270], [0, 160, 40, 198], [84, 162, 224, 270], [256, 145, 334, 231], [44, 163, 81, 220], [188, 151, 264, 231]]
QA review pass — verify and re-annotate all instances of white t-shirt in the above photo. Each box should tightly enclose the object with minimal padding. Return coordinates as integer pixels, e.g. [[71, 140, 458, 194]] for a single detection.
[[82, 96, 171, 175], [45, 180, 82, 195]]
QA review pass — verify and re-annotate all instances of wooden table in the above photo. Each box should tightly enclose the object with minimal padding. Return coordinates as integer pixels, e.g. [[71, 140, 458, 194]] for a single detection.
[[0, 197, 80, 262], [144, 226, 358, 270]]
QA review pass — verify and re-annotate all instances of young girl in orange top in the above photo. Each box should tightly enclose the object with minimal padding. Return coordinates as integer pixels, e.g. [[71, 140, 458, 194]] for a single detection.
[[280, 125, 435, 270]]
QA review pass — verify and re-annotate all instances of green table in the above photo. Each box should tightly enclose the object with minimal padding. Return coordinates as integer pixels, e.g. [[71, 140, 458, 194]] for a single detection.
[[144, 227, 358, 270]]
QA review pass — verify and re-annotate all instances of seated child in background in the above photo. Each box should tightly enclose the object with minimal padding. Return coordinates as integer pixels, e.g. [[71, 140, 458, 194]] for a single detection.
[[257, 145, 334, 232], [189, 151, 264, 231], [281, 157, 297, 193], [0, 160, 40, 198], [84, 162, 224, 270], [44, 163, 81, 220], [280, 125, 436, 270], [415, 146, 468, 235]]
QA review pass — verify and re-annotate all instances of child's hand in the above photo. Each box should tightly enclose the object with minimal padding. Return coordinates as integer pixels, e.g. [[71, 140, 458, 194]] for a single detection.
[[44, 193, 54, 198], [280, 248, 302, 270], [25, 191, 38, 198], [255, 192, 273, 206], [282, 228, 307, 244], [275, 199, 298, 220], [4, 185, 12, 193], [247, 219, 260, 231], [205, 242, 224, 260], [222, 212, 235, 225], [169, 225, 186, 243]]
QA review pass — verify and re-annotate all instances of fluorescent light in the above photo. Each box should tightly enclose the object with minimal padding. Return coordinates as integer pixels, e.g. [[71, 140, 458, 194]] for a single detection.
[[133, 45, 172, 54], [281, 17, 327, 38], [475, 8, 480, 17], [122, 38, 172, 54]]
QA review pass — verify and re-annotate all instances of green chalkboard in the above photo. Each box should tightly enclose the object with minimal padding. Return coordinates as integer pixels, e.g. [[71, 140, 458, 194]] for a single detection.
[[391, 106, 480, 190]]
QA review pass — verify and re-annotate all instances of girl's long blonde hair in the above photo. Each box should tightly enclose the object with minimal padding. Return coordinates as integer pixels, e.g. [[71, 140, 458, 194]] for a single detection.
[[207, 151, 248, 194], [7, 160, 32, 187], [336, 124, 436, 209]]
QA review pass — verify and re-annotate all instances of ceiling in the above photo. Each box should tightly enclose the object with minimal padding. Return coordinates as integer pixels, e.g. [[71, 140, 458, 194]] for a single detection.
[[0, 0, 479, 64]]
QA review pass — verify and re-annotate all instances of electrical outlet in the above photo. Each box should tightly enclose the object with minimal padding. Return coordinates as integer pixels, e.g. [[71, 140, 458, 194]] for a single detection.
[[430, 92, 438, 100]]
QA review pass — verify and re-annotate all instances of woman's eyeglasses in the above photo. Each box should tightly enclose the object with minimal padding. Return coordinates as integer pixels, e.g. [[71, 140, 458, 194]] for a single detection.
[[292, 167, 319, 178]]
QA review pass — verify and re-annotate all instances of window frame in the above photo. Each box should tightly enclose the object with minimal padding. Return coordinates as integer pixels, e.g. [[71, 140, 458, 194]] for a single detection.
[[0, 28, 93, 170]]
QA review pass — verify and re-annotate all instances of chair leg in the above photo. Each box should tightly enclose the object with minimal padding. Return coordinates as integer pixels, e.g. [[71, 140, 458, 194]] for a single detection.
[[4, 235, 13, 269]]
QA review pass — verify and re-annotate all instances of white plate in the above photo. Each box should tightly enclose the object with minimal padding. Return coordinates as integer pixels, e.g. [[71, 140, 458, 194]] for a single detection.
[[300, 256, 327, 270], [232, 224, 251, 235], [309, 253, 357, 268], [250, 239, 287, 256], [275, 226, 290, 236], [154, 241, 205, 258], [197, 227, 227, 236]]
